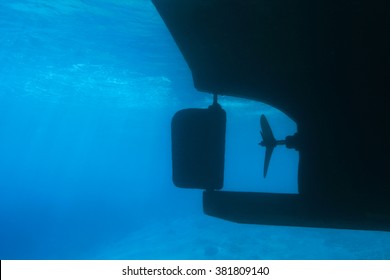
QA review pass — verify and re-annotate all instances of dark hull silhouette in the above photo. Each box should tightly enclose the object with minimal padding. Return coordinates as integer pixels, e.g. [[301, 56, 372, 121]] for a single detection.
[[153, 0, 390, 230]]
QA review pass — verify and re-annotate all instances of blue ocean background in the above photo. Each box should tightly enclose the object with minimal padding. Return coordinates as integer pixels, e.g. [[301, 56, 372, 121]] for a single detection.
[[0, 0, 389, 259]]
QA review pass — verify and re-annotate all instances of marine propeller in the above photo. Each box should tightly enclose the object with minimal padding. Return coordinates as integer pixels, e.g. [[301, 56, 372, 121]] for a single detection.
[[259, 114, 298, 177]]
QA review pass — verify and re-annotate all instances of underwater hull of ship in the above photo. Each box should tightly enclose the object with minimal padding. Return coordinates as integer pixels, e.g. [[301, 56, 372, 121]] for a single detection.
[[152, 0, 390, 230]]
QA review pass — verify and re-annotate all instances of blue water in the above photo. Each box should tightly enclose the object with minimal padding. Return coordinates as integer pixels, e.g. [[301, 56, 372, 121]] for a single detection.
[[1, 0, 389, 260]]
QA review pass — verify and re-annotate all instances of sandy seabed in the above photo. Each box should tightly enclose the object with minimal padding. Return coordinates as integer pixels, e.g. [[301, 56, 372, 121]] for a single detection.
[[96, 214, 390, 260]]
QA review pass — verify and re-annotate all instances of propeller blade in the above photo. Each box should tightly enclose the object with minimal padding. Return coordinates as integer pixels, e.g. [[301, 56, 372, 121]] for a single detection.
[[259, 114, 276, 177], [260, 114, 276, 145], [263, 145, 274, 177]]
